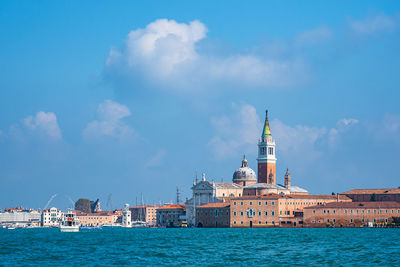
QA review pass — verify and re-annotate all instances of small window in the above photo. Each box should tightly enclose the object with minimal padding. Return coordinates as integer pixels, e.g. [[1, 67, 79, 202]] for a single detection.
[[233, 211, 237, 216], [249, 202, 252, 206], [240, 202, 243, 206], [265, 201, 268, 206], [272, 211, 275, 216], [313, 210, 315, 214], [241, 221, 243, 225], [258, 202, 261, 206], [233, 202, 236, 206], [265, 211, 268, 216], [272, 201, 275, 206]]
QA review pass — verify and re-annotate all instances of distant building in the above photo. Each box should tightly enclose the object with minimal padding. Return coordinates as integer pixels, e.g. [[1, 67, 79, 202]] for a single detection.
[[75, 199, 91, 213], [303, 201, 400, 227], [75, 198, 101, 213], [90, 199, 101, 213], [121, 204, 131, 228], [156, 204, 186, 227], [342, 188, 400, 203], [75, 211, 119, 227], [42, 207, 63, 227], [0, 208, 41, 226], [196, 202, 230, 228], [185, 173, 243, 227], [130, 205, 160, 226]]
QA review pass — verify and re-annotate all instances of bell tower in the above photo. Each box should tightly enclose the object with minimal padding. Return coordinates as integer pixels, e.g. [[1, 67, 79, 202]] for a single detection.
[[257, 110, 276, 184]]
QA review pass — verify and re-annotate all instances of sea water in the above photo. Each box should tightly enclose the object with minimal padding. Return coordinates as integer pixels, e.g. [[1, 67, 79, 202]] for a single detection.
[[1, 228, 399, 266]]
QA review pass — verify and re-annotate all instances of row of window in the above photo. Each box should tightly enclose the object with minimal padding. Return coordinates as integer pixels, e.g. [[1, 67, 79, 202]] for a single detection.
[[233, 210, 275, 217], [233, 201, 275, 206], [233, 221, 275, 225], [311, 218, 389, 223], [313, 209, 400, 214]]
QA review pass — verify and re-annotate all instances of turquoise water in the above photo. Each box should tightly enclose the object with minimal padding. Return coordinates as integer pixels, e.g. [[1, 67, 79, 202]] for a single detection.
[[1, 228, 399, 266]]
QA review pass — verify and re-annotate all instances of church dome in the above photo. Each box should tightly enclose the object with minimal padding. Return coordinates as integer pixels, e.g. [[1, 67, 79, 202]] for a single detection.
[[233, 155, 257, 183]]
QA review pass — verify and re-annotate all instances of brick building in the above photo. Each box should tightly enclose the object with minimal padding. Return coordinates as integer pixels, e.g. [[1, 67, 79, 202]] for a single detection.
[[303, 201, 400, 227], [156, 204, 186, 227], [342, 188, 400, 203], [230, 194, 351, 228], [196, 202, 230, 228]]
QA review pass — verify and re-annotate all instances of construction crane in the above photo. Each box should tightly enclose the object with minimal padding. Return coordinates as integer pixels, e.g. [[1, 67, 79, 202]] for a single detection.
[[106, 194, 115, 211], [43, 194, 57, 210]]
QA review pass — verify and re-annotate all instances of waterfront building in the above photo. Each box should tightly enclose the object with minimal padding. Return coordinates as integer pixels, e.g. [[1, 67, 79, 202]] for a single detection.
[[42, 207, 63, 227], [196, 202, 230, 228], [342, 188, 400, 203], [130, 205, 160, 226], [303, 201, 400, 227], [229, 194, 351, 228], [0, 208, 41, 226], [76, 211, 119, 227], [121, 204, 132, 228], [185, 173, 243, 226], [156, 204, 186, 227]]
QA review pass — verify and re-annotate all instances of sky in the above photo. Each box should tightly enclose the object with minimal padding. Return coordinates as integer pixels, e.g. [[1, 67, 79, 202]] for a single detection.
[[1, 1, 400, 210]]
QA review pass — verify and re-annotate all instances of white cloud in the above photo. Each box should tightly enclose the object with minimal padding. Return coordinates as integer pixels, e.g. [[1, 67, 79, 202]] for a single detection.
[[146, 149, 167, 168], [350, 14, 396, 35], [295, 26, 333, 46], [208, 103, 262, 159], [83, 100, 134, 140], [23, 111, 62, 141], [209, 103, 359, 161], [105, 19, 307, 92]]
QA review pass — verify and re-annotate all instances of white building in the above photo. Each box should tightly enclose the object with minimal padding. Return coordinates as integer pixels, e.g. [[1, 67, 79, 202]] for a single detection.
[[0, 208, 41, 226], [185, 173, 243, 227], [121, 204, 132, 228], [42, 207, 64, 227]]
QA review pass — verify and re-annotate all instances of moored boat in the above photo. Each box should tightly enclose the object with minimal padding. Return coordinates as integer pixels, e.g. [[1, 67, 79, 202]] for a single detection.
[[59, 210, 79, 232]]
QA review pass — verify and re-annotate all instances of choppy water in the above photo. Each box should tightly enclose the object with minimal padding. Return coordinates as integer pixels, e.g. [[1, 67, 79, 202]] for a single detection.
[[0, 228, 399, 266]]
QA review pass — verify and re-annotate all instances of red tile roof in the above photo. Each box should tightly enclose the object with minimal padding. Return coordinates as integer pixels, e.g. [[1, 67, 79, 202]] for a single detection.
[[305, 201, 400, 209], [342, 188, 400, 194], [198, 202, 230, 208], [130, 205, 161, 209], [157, 204, 186, 211]]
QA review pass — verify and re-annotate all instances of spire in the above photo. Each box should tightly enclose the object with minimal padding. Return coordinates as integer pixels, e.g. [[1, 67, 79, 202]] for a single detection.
[[241, 154, 248, 168], [261, 109, 272, 140]]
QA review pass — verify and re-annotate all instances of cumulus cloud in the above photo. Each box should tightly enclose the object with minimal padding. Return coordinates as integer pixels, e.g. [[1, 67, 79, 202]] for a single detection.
[[350, 14, 396, 35], [22, 111, 62, 141], [105, 19, 307, 92], [209, 103, 359, 161], [208, 103, 262, 159], [295, 26, 333, 46], [83, 100, 134, 140]]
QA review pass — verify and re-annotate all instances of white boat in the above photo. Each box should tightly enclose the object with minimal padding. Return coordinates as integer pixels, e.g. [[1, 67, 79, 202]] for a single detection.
[[59, 210, 80, 232], [131, 221, 148, 228]]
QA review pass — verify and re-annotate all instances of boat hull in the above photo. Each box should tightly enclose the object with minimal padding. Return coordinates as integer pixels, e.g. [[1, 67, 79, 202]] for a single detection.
[[59, 226, 80, 232]]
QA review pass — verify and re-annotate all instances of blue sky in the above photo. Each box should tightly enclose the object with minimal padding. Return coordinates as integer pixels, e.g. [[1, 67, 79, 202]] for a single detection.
[[1, 1, 400, 210]]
